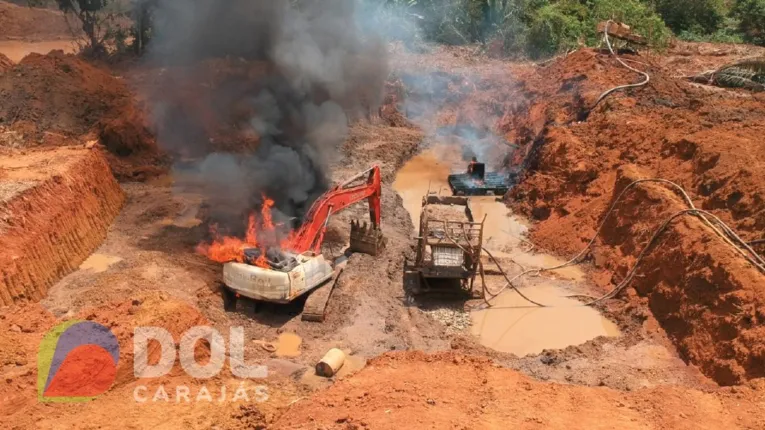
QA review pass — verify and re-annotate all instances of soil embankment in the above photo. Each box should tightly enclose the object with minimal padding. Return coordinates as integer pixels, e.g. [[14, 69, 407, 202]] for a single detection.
[[0, 148, 124, 305], [0, 52, 11, 72], [0, 1, 74, 41], [275, 351, 765, 429], [0, 39, 77, 62], [505, 48, 765, 385], [0, 50, 165, 179]]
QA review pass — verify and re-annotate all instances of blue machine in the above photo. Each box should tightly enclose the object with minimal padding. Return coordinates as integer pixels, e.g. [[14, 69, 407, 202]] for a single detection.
[[447, 162, 516, 196]]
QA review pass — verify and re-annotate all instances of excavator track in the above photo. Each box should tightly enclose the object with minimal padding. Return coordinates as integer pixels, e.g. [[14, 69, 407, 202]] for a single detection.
[[302, 259, 347, 322]]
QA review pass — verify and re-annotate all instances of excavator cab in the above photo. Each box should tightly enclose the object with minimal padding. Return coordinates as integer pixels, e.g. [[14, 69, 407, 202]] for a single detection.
[[450, 158, 511, 196], [467, 157, 486, 179]]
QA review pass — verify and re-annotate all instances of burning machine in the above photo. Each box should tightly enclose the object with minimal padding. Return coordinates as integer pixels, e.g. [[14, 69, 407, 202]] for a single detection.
[[221, 166, 386, 312], [448, 161, 514, 196]]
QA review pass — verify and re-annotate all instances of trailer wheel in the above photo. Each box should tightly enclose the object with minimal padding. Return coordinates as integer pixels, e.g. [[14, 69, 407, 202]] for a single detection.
[[222, 286, 238, 312]]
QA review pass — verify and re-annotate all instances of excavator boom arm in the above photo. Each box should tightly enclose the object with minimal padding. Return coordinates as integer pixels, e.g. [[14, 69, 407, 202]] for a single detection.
[[286, 166, 382, 254]]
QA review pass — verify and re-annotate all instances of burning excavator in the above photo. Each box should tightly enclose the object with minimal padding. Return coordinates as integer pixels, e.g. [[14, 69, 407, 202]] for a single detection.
[[198, 166, 386, 321]]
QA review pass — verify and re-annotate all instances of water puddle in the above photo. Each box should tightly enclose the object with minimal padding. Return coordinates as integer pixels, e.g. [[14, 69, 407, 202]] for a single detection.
[[79, 254, 122, 273], [274, 333, 302, 357], [488, 249, 585, 282], [392, 147, 524, 248], [0, 40, 78, 63], [471, 285, 620, 356], [395, 146, 617, 354], [392, 149, 452, 227]]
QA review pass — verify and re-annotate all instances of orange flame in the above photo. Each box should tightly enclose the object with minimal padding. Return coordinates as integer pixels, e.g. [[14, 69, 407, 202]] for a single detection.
[[196, 196, 294, 269], [245, 212, 257, 244], [261, 194, 275, 230]]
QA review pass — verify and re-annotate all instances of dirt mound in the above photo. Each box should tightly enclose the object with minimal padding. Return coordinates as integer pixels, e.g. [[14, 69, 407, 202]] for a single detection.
[[275, 351, 765, 429], [1, 51, 132, 136], [0, 148, 124, 305], [600, 167, 765, 385], [0, 51, 165, 179], [505, 48, 765, 385], [0, 1, 75, 41], [660, 41, 765, 78]]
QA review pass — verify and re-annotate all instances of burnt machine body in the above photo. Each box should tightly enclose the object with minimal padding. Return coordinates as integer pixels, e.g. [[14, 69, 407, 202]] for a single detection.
[[448, 162, 515, 196], [403, 195, 484, 296], [221, 166, 386, 317]]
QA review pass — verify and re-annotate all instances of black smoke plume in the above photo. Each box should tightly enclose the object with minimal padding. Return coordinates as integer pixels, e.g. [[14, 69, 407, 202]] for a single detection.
[[143, 0, 388, 232]]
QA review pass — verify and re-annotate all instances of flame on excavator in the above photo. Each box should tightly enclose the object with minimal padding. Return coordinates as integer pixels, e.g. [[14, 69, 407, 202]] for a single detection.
[[197, 166, 385, 268], [196, 193, 296, 268]]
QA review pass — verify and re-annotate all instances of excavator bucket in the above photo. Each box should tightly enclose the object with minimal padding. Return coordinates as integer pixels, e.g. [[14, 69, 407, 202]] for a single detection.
[[349, 220, 387, 256]]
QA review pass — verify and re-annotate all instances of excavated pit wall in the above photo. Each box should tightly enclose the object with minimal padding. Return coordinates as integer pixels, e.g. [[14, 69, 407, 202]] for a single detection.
[[595, 166, 765, 386], [504, 50, 765, 386], [0, 148, 124, 305]]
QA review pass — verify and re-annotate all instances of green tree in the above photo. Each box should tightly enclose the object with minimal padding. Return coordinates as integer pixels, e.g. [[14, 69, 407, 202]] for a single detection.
[[525, 0, 670, 58], [732, 0, 765, 45], [377, 0, 670, 58], [130, 0, 156, 55], [526, 1, 587, 58], [651, 0, 725, 35], [54, 0, 112, 55]]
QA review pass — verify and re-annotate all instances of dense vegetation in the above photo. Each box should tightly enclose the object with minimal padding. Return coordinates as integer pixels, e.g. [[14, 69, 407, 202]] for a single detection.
[[380, 0, 765, 57], [31, 0, 765, 58]]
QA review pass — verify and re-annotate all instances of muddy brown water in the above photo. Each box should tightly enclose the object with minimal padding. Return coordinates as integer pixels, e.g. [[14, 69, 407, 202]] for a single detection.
[[393, 146, 620, 355], [0, 40, 77, 62], [392, 147, 526, 248], [471, 286, 620, 356], [275, 333, 302, 357]]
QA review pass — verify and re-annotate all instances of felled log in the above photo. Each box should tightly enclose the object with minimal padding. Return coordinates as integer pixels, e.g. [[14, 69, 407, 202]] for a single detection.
[[597, 21, 647, 46]]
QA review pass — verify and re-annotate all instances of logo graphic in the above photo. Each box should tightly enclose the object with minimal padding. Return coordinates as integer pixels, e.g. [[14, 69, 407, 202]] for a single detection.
[[37, 320, 120, 403]]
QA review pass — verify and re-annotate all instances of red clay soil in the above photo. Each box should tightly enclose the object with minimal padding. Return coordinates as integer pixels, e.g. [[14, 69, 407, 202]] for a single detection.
[[504, 48, 765, 385], [0, 148, 124, 306], [275, 351, 765, 429], [0, 51, 166, 179], [0, 1, 75, 41], [0, 293, 298, 429], [0, 52, 11, 73]]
